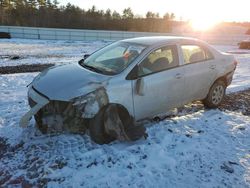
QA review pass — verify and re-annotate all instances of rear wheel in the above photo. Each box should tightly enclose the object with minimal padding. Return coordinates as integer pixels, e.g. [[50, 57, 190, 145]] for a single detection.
[[203, 80, 226, 108]]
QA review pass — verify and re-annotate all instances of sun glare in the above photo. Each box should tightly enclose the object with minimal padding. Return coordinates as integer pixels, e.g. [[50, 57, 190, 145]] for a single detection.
[[191, 18, 218, 31]]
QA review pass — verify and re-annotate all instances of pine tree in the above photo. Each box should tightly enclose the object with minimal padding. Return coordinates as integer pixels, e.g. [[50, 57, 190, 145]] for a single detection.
[[122, 8, 134, 19], [27, 0, 37, 8]]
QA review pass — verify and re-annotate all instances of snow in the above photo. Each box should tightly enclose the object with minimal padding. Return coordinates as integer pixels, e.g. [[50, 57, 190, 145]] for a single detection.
[[0, 73, 37, 144], [227, 53, 250, 93], [214, 45, 250, 93], [0, 39, 250, 187], [0, 39, 110, 67]]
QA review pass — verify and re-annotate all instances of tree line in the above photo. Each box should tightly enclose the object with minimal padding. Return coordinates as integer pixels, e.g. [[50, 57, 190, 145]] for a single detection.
[[0, 0, 180, 32]]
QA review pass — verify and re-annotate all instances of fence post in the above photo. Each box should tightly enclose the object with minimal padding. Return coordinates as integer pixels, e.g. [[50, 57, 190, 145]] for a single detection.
[[37, 29, 40, 39]]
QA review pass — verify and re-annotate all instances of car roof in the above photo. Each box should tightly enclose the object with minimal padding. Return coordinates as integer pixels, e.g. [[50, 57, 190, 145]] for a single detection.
[[122, 36, 199, 46], [121, 36, 200, 46]]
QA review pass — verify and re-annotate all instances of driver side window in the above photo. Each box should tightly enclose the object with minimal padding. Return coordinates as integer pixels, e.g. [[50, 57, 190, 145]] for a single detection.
[[138, 45, 179, 77]]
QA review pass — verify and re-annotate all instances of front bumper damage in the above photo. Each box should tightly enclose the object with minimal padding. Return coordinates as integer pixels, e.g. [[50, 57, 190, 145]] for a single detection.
[[20, 87, 146, 143], [20, 87, 49, 128], [20, 86, 108, 131]]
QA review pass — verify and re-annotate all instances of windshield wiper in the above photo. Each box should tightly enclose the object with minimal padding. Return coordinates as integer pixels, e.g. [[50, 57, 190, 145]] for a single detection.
[[79, 61, 117, 75], [80, 63, 106, 74]]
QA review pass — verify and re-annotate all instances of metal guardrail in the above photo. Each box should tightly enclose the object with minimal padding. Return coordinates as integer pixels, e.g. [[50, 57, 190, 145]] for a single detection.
[[0, 26, 248, 45], [0, 26, 170, 41]]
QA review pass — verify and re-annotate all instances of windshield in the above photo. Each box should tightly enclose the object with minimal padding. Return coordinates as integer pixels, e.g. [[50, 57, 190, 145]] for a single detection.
[[80, 41, 146, 75]]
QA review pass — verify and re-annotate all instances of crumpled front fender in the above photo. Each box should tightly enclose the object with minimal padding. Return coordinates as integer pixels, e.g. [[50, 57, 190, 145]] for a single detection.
[[72, 87, 109, 119]]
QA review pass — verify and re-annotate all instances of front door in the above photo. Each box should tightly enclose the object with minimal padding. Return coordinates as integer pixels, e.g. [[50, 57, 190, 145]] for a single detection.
[[131, 45, 185, 120]]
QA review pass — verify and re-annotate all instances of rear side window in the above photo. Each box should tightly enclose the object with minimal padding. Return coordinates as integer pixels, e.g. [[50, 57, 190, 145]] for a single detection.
[[138, 45, 179, 77], [181, 45, 213, 64]]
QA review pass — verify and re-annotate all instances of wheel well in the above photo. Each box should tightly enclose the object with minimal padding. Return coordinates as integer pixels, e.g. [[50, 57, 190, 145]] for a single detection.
[[103, 103, 131, 118], [89, 102, 146, 143], [213, 76, 227, 86], [101, 103, 133, 127], [204, 76, 227, 101]]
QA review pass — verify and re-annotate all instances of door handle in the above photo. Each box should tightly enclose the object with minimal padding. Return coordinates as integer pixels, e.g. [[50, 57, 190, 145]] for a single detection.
[[210, 65, 216, 69], [175, 73, 182, 79]]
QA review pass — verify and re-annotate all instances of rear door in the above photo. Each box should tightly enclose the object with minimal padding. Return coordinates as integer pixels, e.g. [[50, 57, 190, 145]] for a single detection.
[[180, 44, 217, 102], [130, 45, 185, 120]]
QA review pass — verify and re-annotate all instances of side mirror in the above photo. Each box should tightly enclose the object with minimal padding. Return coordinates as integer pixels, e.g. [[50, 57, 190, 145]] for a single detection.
[[135, 77, 144, 96], [126, 65, 139, 80]]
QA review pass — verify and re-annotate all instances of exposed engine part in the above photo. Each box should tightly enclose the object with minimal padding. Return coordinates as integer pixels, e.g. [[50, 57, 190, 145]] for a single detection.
[[35, 101, 88, 134]]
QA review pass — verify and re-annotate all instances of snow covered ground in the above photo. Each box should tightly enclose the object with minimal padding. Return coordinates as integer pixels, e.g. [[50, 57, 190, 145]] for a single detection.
[[0, 39, 250, 187], [0, 39, 110, 67], [214, 45, 250, 93]]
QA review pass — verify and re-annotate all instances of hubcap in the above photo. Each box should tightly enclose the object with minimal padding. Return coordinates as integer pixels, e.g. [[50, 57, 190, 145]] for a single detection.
[[211, 85, 224, 105]]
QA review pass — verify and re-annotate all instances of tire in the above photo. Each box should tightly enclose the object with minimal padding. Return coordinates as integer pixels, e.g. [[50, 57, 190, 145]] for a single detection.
[[89, 104, 146, 144], [203, 80, 226, 108], [104, 104, 146, 141], [89, 107, 116, 144]]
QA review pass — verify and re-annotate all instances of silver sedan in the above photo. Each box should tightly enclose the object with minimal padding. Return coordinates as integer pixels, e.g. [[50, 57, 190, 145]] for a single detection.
[[20, 36, 237, 144]]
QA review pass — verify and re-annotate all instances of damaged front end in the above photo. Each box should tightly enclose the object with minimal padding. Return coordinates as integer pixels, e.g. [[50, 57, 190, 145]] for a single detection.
[[20, 85, 146, 144], [19, 52, 147, 143], [20, 86, 109, 134]]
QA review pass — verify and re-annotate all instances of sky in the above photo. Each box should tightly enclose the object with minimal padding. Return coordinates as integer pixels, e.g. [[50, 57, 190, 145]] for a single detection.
[[59, 0, 250, 22]]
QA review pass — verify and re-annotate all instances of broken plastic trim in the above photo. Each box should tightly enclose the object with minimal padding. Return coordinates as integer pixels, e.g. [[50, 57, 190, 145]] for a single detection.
[[20, 87, 49, 128]]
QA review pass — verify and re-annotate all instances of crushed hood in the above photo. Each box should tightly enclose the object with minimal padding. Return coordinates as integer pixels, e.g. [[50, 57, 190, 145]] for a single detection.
[[32, 63, 110, 101]]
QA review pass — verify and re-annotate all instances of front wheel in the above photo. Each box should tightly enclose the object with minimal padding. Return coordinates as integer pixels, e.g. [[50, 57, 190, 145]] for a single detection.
[[89, 106, 116, 144], [203, 80, 226, 108], [89, 104, 146, 144]]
